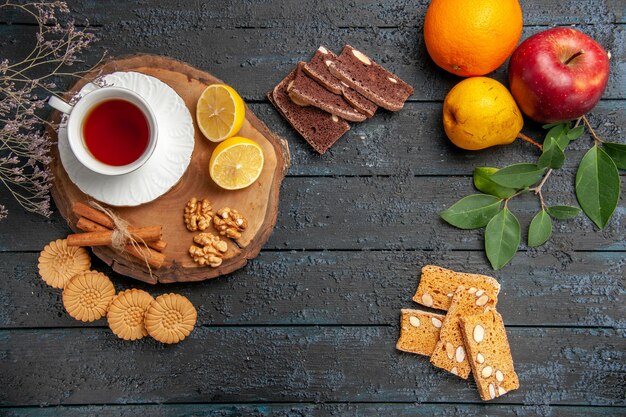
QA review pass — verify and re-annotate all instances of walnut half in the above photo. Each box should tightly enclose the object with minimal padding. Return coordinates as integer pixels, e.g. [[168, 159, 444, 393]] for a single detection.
[[213, 207, 248, 239], [184, 197, 213, 232], [189, 232, 227, 267]]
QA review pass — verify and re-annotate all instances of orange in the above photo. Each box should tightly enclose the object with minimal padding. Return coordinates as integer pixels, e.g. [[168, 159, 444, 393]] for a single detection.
[[423, 0, 523, 77]]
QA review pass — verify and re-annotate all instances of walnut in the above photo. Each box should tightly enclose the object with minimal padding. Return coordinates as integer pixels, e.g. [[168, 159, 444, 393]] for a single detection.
[[189, 233, 227, 267], [193, 232, 228, 251], [213, 207, 248, 239], [184, 197, 213, 232]]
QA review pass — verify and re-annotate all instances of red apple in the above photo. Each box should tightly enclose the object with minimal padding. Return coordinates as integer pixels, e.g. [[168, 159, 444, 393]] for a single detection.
[[508, 27, 610, 123]]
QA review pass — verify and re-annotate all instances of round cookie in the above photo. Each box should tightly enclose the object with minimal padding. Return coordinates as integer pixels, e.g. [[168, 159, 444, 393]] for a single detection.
[[38, 239, 91, 288], [145, 293, 197, 344], [107, 289, 154, 341], [62, 271, 116, 322]]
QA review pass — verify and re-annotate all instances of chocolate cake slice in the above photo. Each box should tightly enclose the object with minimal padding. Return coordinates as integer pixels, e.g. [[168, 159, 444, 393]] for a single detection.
[[302, 46, 343, 94], [328, 45, 414, 111], [303, 46, 378, 118], [288, 63, 366, 122], [269, 69, 350, 155], [340, 81, 378, 118]]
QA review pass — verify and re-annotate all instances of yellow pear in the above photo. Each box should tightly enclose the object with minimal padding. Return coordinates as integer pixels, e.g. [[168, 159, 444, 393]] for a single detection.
[[443, 77, 524, 150]]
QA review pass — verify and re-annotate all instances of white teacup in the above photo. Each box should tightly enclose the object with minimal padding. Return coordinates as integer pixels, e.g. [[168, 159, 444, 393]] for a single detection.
[[49, 86, 158, 176]]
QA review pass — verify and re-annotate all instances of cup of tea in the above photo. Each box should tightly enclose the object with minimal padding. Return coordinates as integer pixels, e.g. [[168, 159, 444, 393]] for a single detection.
[[49, 86, 158, 176]]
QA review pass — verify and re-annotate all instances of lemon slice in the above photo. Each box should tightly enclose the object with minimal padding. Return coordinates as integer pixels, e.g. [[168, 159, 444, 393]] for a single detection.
[[209, 137, 264, 190], [196, 84, 245, 142]]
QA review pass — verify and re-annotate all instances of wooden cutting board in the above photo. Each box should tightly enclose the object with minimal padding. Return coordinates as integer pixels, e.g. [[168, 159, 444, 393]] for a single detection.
[[48, 55, 290, 284]]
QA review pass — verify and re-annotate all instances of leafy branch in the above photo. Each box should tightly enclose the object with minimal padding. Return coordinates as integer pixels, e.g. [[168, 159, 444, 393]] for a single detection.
[[441, 119, 623, 270]]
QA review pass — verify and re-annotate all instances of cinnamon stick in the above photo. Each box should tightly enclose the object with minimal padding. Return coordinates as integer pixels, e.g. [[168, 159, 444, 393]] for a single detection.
[[75, 217, 165, 269], [76, 217, 167, 252], [125, 244, 165, 269], [142, 236, 167, 252], [72, 201, 167, 251], [67, 226, 162, 247], [76, 217, 108, 233], [73, 201, 115, 229]]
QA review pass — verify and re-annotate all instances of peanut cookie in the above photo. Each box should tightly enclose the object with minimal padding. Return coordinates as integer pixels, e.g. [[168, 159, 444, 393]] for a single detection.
[[62, 270, 116, 322], [38, 239, 91, 289], [145, 293, 197, 344], [107, 289, 155, 341]]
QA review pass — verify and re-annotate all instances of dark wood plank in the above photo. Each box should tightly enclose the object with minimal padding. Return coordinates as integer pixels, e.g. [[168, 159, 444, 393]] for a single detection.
[[255, 100, 626, 176], [269, 174, 624, 251], [3, 0, 624, 27], [1, 251, 623, 329], [1, 327, 624, 406], [1, 24, 624, 101], [0, 0, 624, 413], [2, 403, 625, 417], [0, 95, 622, 182], [1, 175, 624, 252], [0, 193, 70, 252], [2, 22, 624, 177]]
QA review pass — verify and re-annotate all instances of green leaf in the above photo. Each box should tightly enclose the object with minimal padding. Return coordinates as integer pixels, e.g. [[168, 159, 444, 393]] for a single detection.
[[528, 210, 553, 247], [473, 167, 517, 198], [546, 205, 582, 220], [567, 125, 585, 141], [440, 194, 502, 230], [485, 208, 521, 270], [490, 163, 546, 189], [603, 142, 626, 170], [575, 145, 620, 229], [544, 123, 567, 148], [545, 123, 566, 139], [538, 137, 566, 169], [554, 124, 575, 150]]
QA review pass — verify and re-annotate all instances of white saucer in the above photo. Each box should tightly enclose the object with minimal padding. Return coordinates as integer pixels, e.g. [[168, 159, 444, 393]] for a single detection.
[[58, 71, 195, 206]]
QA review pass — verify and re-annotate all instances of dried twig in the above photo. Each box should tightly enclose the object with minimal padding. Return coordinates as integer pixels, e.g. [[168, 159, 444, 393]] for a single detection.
[[0, 1, 104, 220]]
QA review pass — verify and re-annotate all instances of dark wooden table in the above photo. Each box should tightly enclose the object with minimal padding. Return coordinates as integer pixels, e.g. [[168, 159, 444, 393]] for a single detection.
[[1, 1, 625, 416]]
